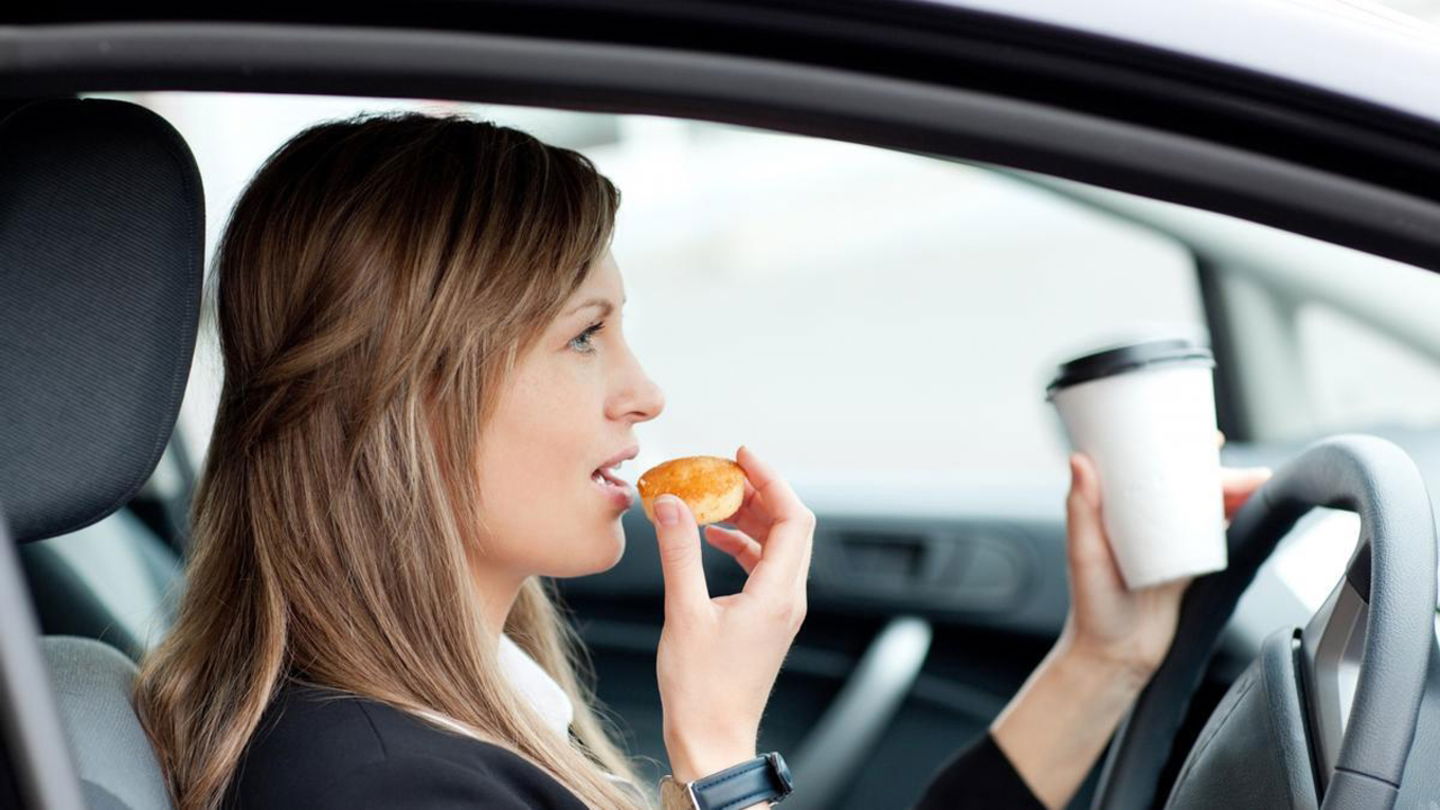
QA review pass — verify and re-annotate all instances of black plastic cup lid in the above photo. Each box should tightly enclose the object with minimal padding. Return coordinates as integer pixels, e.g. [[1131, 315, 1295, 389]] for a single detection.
[[1045, 337, 1214, 400]]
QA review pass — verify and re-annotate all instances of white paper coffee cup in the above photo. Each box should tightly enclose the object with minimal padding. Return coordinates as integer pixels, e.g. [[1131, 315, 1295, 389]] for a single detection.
[[1045, 338, 1227, 590]]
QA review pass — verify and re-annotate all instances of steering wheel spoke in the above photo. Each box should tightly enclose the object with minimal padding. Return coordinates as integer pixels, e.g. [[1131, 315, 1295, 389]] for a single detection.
[[1299, 552, 1369, 792]]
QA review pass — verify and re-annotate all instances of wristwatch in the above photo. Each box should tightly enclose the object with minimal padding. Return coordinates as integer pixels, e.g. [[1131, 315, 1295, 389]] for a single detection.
[[658, 752, 794, 810]]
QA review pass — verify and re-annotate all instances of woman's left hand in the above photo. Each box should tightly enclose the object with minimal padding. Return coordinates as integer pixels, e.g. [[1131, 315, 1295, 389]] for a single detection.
[[987, 434, 1274, 809], [1058, 433, 1273, 684]]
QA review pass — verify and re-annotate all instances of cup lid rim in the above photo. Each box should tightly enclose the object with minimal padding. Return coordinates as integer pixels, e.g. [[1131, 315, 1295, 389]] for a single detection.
[[1046, 337, 1214, 397]]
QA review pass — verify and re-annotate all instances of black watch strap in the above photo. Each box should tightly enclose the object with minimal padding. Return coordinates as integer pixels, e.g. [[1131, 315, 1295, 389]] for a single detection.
[[690, 752, 793, 810]]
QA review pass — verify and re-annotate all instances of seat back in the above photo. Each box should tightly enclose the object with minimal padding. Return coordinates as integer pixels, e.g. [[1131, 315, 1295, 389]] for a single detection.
[[44, 638, 174, 810], [0, 96, 205, 809]]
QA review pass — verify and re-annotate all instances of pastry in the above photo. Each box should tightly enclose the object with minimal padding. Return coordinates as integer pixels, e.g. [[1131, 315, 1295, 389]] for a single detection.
[[637, 456, 745, 525]]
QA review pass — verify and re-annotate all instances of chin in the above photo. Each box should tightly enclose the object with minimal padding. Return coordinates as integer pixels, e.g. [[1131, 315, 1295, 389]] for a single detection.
[[601, 534, 626, 570], [552, 529, 625, 578], [593, 531, 626, 572]]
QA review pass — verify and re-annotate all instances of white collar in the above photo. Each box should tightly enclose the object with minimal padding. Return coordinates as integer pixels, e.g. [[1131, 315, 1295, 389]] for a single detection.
[[410, 635, 642, 799], [410, 633, 574, 743], [496, 632, 575, 741]]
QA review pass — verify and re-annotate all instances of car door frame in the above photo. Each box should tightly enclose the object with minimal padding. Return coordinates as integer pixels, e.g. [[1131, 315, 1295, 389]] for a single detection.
[[6, 5, 1440, 808]]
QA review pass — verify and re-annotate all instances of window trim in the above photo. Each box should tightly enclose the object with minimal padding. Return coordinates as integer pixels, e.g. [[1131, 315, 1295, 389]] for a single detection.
[[1, 20, 1439, 272]]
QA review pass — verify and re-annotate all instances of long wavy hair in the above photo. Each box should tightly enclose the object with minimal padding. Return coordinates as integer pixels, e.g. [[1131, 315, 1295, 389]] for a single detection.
[[132, 110, 646, 810]]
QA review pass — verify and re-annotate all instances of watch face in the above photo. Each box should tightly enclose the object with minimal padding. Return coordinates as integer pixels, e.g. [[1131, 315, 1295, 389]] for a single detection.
[[769, 752, 795, 794]]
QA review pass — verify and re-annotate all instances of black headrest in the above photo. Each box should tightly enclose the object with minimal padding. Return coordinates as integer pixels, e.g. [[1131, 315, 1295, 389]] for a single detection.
[[0, 98, 204, 543]]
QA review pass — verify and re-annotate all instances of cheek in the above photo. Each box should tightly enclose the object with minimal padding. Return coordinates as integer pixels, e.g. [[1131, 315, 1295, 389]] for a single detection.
[[482, 379, 579, 498], [472, 382, 622, 575]]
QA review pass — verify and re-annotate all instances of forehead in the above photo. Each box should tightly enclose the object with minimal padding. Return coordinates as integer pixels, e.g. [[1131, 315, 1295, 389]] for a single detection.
[[575, 251, 623, 298]]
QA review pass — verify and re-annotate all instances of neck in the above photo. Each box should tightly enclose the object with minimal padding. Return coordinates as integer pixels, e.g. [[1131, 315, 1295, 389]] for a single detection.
[[468, 557, 525, 650]]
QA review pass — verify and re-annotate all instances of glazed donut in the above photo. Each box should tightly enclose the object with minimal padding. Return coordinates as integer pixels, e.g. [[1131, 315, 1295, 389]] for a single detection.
[[637, 456, 746, 525]]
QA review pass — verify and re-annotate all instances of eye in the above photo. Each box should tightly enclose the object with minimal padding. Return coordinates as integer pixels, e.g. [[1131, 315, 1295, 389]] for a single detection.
[[568, 321, 605, 354]]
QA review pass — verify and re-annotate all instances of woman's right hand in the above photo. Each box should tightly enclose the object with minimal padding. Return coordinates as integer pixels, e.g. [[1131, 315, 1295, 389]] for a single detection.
[[647, 445, 814, 782]]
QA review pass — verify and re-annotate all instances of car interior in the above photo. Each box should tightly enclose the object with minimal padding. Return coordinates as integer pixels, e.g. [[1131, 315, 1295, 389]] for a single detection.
[[5, 7, 1440, 810]]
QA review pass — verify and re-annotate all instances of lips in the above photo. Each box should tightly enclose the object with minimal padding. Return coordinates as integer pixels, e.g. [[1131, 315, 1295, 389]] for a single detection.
[[595, 445, 639, 473], [589, 445, 638, 511], [591, 446, 636, 486], [592, 466, 629, 487]]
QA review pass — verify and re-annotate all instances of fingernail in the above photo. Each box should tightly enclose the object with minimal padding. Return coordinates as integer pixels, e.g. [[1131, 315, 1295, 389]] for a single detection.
[[655, 497, 679, 526]]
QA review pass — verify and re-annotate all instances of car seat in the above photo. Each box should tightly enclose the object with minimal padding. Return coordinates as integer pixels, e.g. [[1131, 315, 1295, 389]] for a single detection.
[[0, 96, 204, 809]]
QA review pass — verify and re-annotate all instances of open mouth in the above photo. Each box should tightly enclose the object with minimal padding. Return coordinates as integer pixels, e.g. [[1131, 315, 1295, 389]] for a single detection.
[[591, 466, 630, 491]]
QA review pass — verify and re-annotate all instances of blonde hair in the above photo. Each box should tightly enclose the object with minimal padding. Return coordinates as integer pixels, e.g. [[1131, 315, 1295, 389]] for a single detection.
[[133, 111, 649, 810]]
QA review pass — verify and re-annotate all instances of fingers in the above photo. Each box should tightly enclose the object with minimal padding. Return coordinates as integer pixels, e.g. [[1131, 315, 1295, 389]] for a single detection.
[[705, 525, 763, 575], [1221, 466, 1273, 490], [734, 445, 815, 596], [1221, 466, 1273, 519], [1066, 453, 1125, 590], [724, 477, 771, 541], [650, 494, 711, 615]]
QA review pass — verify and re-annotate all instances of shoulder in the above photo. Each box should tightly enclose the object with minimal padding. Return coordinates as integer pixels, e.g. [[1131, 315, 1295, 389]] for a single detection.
[[225, 680, 588, 810]]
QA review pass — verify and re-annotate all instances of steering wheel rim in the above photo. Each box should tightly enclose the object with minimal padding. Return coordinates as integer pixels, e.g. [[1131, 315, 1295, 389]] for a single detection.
[[1090, 434, 1437, 810]]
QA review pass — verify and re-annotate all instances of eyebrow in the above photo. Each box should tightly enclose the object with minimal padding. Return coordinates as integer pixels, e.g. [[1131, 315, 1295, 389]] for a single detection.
[[565, 296, 626, 317]]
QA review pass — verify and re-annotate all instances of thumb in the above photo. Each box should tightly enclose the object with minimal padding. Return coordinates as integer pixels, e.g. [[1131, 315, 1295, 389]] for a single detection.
[[651, 495, 710, 616]]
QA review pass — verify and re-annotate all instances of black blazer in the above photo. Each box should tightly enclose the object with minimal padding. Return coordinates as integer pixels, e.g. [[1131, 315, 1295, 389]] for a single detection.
[[224, 679, 1044, 809]]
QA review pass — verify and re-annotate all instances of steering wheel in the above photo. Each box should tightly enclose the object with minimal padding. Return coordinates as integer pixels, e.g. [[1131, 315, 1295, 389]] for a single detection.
[[1091, 434, 1438, 810]]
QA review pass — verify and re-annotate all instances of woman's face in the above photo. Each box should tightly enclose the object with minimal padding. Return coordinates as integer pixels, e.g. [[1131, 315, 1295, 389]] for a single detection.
[[474, 250, 665, 579]]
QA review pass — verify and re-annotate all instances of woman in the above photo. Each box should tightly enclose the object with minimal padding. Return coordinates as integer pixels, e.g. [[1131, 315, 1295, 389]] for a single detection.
[[132, 111, 1269, 810]]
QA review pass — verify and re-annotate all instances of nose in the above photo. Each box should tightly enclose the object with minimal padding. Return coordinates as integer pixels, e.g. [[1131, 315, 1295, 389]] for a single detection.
[[612, 348, 665, 424]]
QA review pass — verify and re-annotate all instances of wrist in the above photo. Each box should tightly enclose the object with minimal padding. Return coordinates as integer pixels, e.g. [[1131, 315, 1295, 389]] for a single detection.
[[660, 753, 790, 810], [1051, 638, 1153, 701], [664, 735, 757, 783]]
